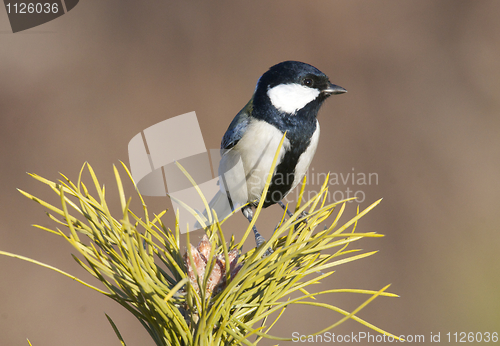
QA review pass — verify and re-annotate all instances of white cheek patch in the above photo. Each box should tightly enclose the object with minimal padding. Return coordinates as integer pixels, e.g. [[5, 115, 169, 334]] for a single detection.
[[267, 83, 320, 114]]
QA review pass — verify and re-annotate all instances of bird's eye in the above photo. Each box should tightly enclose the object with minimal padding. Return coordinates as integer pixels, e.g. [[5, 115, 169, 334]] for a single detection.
[[302, 78, 313, 87]]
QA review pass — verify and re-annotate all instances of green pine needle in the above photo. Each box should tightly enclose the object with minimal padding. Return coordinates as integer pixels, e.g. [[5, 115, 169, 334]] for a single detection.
[[6, 155, 400, 345]]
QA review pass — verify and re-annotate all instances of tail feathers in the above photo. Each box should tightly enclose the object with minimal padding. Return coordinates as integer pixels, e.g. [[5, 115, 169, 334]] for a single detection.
[[194, 191, 234, 230]]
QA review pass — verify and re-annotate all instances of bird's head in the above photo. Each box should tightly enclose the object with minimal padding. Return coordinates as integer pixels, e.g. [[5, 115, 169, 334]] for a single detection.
[[252, 61, 346, 121]]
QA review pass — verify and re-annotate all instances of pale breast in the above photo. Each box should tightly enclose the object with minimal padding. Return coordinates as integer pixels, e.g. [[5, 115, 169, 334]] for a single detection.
[[219, 119, 291, 204]]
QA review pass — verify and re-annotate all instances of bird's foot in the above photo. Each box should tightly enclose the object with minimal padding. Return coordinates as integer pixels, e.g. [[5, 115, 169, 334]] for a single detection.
[[243, 205, 274, 257], [253, 227, 274, 257]]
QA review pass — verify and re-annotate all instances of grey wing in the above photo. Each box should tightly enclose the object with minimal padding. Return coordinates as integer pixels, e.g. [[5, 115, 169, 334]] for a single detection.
[[218, 98, 254, 206], [221, 98, 253, 152]]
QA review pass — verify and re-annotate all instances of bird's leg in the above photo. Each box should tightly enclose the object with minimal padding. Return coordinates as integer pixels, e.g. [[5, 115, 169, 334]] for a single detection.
[[278, 201, 309, 230], [277, 201, 293, 218], [242, 205, 264, 247], [278, 200, 309, 219], [242, 205, 273, 256]]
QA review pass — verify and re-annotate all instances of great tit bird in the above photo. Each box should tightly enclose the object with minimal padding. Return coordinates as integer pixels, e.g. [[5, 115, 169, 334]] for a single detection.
[[209, 61, 346, 253]]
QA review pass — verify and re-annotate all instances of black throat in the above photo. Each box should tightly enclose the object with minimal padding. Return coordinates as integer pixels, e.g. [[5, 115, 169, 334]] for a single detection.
[[253, 95, 322, 207]]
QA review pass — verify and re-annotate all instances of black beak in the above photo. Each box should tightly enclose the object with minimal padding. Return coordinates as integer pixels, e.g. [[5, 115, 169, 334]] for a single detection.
[[323, 83, 347, 95]]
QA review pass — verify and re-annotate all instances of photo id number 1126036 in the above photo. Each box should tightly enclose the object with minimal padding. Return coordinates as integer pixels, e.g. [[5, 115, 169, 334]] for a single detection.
[[446, 331, 498, 343], [5, 3, 60, 14]]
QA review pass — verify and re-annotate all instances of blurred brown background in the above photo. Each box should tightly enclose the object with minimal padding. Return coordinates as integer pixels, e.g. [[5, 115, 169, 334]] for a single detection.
[[1, 1, 499, 345]]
